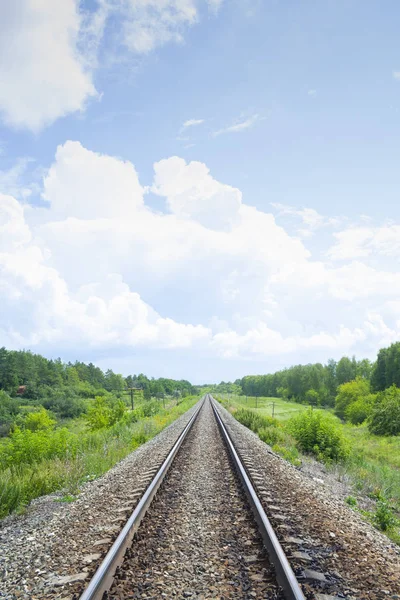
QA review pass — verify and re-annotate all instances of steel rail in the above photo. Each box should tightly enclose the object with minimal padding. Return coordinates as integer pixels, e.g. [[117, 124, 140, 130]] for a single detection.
[[79, 397, 205, 600], [210, 395, 306, 600]]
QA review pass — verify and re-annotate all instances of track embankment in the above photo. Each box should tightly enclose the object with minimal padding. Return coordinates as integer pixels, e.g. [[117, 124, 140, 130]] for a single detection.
[[109, 398, 283, 599], [213, 401, 400, 599]]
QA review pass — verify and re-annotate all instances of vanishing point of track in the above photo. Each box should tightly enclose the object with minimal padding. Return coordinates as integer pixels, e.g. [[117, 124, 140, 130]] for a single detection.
[[79, 395, 306, 600]]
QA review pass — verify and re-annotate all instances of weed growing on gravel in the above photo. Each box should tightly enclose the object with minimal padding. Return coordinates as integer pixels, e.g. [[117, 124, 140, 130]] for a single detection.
[[271, 444, 301, 467], [258, 425, 285, 446], [57, 494, 77, 503], [345, 495, 357, 507], [373, 499, 398, 531]]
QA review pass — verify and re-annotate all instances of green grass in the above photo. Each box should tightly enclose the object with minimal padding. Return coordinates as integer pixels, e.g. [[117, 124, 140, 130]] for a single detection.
[[341, 425, 400, 512], [221, 394, 315, 420], [218, 394, 400, 545], [0, 396, 199, 519], [223, 394, 309, 420]]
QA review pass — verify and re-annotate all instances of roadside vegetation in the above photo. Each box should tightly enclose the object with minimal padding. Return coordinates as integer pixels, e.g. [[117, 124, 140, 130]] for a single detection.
[[218, 394, 400, 544], [211, 341, 400, 546], [0, 347, 198, 518]]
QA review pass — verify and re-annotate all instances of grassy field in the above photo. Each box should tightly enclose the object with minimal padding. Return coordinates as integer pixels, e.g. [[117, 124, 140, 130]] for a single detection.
[[218, 393, 400, 544], [0, 395, 199, 519], [225, 394, 310, 420]]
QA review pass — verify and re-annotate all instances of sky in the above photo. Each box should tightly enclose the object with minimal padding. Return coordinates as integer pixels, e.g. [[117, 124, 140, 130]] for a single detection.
[[1, 1, 400, 383]]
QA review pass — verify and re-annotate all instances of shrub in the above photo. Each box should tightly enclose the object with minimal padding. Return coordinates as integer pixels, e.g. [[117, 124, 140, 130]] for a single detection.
[[335, 377, 371, 420], [86, 396, 126, 431], [369, 385, 400, 436], [271, 444, 301, 467], [373, 499, 397, 531], [23, 408, 56, 432], [305, 389, 320, 406], [287, 408, 349, 462], [0, 426, 78, 468], [345, 396, 374, 425], [141, 400, 161, 418], [258, 426, 285, 446], [122, 407, 143, 425], [235, 408, 279, 433], [277, 387, 289, 400], [42, 390, 87, 419]]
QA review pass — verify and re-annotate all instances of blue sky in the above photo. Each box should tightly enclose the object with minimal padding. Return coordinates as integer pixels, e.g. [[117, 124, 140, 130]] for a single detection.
[[1, 0, 400, 382]]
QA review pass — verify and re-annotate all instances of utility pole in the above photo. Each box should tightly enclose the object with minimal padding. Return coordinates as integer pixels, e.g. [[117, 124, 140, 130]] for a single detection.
[[125, 386, 141, 411], [272, 402, 275, 418]]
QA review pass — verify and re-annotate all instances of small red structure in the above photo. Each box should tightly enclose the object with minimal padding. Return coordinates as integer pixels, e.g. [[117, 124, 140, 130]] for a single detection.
[[16, 385, 27, 395]]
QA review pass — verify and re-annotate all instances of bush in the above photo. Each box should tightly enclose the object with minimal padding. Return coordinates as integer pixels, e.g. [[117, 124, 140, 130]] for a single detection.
[[287, 408, 349, 462], [271, 444, 301, 466], [42, 389, 87, 419], [373, 499, 398, 531], [141, 400, 161, 418], [369, 385, 400, 436], [23, 408, 56, 432], [121, 407, 143, 425], [258, 426, 285, 446], [305, 389, 320, 406], [0, 426, 78, 468], [86, 396, 126, 431], [345, 396, 374, 425], [0, 389, 200, 518], [335, 377, 372, 420], [277, 387, 289, 400], [235, 408, 279, 433]]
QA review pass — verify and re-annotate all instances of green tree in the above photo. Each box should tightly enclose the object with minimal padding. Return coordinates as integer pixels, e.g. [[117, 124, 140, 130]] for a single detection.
[[104, 370, 125, 392], [336, 357, 357, 386], [345, 396, 375, 425], [0, 390, 19, 436], [369, 385, 400, 436], [86, 396, 126, 430], [335, 377, 371, 420], [23, 409, 56, 432], [305, 389, 320, 406], [356, 358, 373, 380]]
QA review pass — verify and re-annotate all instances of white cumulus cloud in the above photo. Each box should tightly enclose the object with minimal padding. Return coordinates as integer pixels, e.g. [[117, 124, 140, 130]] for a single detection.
[[2, 141, 400, 366], [328, 223, 400, 262], [272, 203, 342, 238], [0, 0, 222, 132], [152, 156, 242, 231], [0, 0, 97, 131]]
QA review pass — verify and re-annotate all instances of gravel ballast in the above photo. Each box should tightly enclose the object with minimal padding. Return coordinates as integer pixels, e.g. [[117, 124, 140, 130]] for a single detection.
[[2, 396, 400, 600], [109, 398, 283, 599], [0, 402, 200, 600], [213, 400, 400, 599]]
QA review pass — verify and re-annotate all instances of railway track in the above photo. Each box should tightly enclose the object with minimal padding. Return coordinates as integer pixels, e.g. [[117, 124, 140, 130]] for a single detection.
[[79, 395, 306, 600]]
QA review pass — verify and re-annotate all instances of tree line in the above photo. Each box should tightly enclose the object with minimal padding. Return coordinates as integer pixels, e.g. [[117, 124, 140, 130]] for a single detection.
[[0, 347, 195, 399], [227, 342, 400, 435], [0, 347, 195, 435]]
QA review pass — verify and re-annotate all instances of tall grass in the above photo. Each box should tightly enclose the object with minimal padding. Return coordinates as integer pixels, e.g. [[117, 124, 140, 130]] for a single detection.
[[218, 394, 400, 544], [0, 396, 198, 519]]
